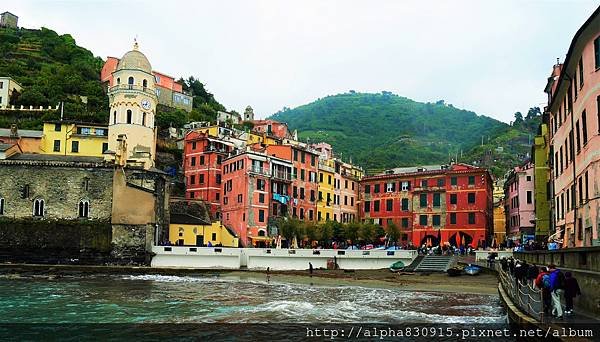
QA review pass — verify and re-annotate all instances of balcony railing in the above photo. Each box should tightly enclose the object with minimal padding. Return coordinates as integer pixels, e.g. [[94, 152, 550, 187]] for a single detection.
[[108, 84, 158, 98], [248, 166, 270, 177], [272, 170, 293, 181]]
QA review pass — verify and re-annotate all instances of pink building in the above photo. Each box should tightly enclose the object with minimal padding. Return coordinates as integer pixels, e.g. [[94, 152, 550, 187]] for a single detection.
[[504, 163, 535, 242], [545, 7, 600, 247]]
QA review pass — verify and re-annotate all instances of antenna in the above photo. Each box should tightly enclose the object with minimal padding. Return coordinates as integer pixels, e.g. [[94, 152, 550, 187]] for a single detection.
[[60, 101, 64, 121]]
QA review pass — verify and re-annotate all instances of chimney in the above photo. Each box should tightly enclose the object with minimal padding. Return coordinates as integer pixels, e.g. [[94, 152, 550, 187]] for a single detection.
[[9, 124, 18, 138]]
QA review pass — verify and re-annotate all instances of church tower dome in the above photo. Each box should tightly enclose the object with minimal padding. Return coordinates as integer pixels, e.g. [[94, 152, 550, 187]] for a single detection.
[[106, 40, 157, 169]]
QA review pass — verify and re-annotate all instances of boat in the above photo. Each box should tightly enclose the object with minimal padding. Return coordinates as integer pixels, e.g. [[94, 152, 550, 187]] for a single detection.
[[389, 260, 405, 272], [446, 267, 462, 277], [464, 264, 481, 275]]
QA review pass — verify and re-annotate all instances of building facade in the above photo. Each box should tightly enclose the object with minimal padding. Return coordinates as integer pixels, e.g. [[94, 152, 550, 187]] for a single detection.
[[0, 77, 22, 109], [545, 7, 600, 247], [40, 121, 108, 157], [360, 164, 493, 248], [0, 12, 18, 29], [504, 163, 535, 243], [532, 122, 551, 240], [220, 150, 292, 246]]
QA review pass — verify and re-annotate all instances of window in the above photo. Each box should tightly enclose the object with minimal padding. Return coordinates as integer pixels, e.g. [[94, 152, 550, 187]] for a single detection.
[[328, 175, 332, 185], [191, 157, 196, 166], [468, 192, 475, 204], [401, 181, 410, 191], [199, 174, 204, 184], [142, 112, 146, 126], [450, 177, 457, 186], [579, 57, 584, 89], [582, 110, 588, 145], [300, 188, 305, 200], [364, 185, 370, 194], [526, 176, 531, 181], [468, 176, 475, 185], [309, 210, 314, 220], [78, 200, 89, 218], [595, 36, 600, 69], [311, 190, 316, 202], [102, 143, 109, 153], [301, 152, 305, 163], [311, 155, 316, 166], [33, 198, 45, 217], [54, 123, 61, 132], [421, 180, 427, 188], [301, 169, 305, 181], [259, 193, 265, 203], [258, 209, 265, 222], [257, 179, 265, 191], [293, 150, 298, 161], [419, 215, 427, 226], [0, 197, 4, 215], [468, 213, 475, 224], [598, 96, 600, 134], [190, 175, 196, 185], [374, 200, 380, 212], [433, 193, 441, 207], [364, 201, 370, 213], [128, 76, 134, 85], [576, 120, 581, 153], [420, 193, 427, 207], [401, 198, 409, 211], [401, 218, 409, 228], [450, 194, 457, 205], [374, 184, 380, 193], [300, 208, 305, 220], [53, 140, 60, 152], [200, 156, 205, 165], [450, 213, 456, 224], [437, 178, 445, 187], [386, 182, 395, 192], [386, 199, 393, 211], [127, 110, 132, 124], [71, 141, 79, 153], [527, 191, 532, 204], [432, 215, 440, 226], [142, 79, 148, 88]]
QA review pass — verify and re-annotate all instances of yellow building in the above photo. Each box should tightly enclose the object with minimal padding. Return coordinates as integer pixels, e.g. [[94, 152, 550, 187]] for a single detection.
[[169, 214, 239, 247], [40, 121, 108, 156], [317, 158, 335, 221], [493, 201, 506, 243]]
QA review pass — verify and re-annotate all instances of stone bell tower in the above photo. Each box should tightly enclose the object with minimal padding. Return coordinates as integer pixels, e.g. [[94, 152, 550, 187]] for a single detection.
[[107, 40, 157, 169]]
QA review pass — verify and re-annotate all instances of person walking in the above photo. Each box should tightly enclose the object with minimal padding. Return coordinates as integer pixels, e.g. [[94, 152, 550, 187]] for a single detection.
[[548, 264, 565, 319], [564, 272, 581, 315], [527, 264, 539, 287], [535, 267, 551, 315], [309, 262, 313, 276]]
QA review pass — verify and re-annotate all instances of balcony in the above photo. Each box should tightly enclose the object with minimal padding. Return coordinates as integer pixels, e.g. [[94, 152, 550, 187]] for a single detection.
[[108, 84, 158, 99], [272, 169, 293, 182], [248, 166, 270, 177]]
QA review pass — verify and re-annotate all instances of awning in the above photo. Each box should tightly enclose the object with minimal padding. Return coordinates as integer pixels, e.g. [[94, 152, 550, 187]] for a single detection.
[[249, 236, 273, 241]]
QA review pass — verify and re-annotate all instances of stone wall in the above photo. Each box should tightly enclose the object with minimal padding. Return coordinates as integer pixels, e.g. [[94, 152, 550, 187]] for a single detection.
[[0, 218, 112, 263], [516, 247, 600, 317], [0, 161, 113, 220]]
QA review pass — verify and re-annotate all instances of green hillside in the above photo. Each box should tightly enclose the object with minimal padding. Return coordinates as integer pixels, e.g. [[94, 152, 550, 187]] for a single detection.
[[0, 26, 224, 130], [270, 92, 510, 173]]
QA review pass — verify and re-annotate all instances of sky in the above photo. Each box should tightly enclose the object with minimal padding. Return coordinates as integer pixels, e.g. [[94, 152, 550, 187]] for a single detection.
[[5, 0, 600, 123]]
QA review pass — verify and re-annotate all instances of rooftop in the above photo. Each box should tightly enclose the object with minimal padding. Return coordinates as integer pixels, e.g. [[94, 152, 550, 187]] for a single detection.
[[8, 153, 105, 163], [0, 128, 43, 138], [170, 213, 211, 226]]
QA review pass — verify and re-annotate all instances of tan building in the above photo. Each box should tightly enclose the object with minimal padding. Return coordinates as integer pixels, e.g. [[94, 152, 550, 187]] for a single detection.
[[106, 42, 157, 169], [0, 77, 22, 109], [0, 12, 18, 29]]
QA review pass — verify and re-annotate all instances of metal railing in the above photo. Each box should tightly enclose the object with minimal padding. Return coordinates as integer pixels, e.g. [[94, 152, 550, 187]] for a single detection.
[[498, 265, 545, 321]]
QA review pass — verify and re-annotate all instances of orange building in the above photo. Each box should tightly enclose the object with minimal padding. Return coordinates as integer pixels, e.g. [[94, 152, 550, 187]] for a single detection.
[[221, 150, 293, 246]]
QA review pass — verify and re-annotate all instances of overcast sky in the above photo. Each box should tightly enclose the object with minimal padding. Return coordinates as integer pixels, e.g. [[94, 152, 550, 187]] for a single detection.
[[6, 0, 599, 122]]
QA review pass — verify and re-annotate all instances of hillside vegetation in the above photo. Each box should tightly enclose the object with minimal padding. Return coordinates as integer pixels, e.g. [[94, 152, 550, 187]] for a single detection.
[[270, 92, 541, 177], [0, 26, 224, 130]]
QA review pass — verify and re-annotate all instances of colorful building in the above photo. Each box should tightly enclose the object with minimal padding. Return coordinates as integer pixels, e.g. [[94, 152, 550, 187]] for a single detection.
[[338, 160, 362, 223], [40, 121, 108, 157], [544, 6, 600, 247], [101, 57, 193, 112], [220, 150, 293, 246], [317, 157, 335, 221], [265, 144, 318, 222], [504, 162, 535, 243], [360, 163, 493, 248], [492, 179, 506, 243], [0, 126, 42, 153], [169, 214, 238, 247]]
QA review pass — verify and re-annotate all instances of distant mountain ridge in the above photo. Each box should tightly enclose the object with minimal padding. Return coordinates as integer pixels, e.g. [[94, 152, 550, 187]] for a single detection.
[[269, 92, 512, 174]]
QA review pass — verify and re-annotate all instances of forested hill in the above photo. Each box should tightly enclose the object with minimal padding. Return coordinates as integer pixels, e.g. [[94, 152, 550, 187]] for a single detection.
[[270, 92, 511, 174], [0, 25, 225, 129]]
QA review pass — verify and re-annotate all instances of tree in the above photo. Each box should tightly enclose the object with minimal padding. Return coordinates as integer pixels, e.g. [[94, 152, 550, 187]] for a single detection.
[[344, 222, 360, 244], [513, 112, 524, 126], [386, 223, 401, 245], [318, 223, 333, 246], [526, 107, 541, 120], [359, 224, 374, 244]]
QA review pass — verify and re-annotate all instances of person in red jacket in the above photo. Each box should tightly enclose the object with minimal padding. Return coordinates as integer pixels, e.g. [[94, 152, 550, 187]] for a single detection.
[[535, 267, 551, 315]]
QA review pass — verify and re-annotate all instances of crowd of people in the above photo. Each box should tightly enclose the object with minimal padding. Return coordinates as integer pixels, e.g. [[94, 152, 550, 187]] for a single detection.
[[499, 257, 581, 319]]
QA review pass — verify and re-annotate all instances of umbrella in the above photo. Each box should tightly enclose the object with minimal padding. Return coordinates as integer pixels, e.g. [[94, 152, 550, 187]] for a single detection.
[[291, 236, 298, 249]]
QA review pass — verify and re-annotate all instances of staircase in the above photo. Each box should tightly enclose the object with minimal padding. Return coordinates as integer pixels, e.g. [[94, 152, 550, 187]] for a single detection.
[[414, 255, 455, 272]]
